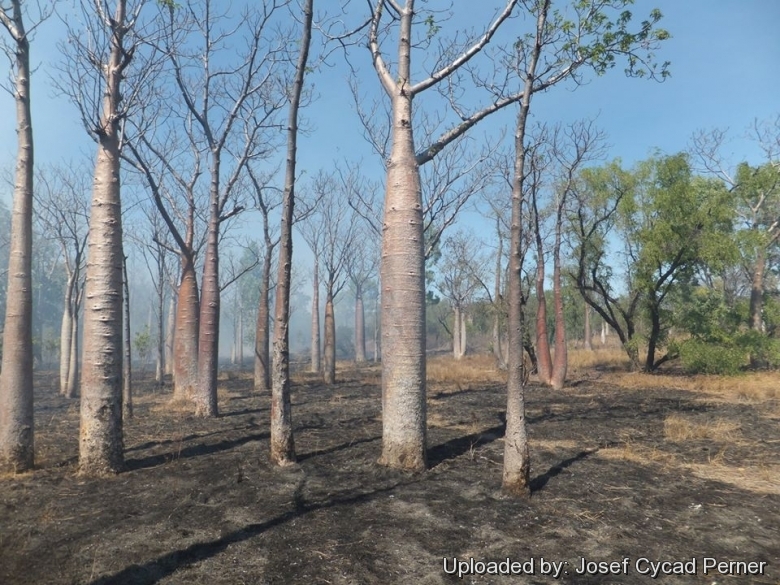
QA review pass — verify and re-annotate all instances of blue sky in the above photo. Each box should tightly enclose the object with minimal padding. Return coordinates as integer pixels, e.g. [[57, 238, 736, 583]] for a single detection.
[[1, 0, 778, 205]]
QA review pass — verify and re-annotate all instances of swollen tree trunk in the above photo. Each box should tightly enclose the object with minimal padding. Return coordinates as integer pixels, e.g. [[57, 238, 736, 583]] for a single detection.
[[533, 200, 552, 385], [310, 261, 321, 373], [270, 0, 313, 466], [584, 304, 592, 351], [0, 1, 34, 472], [122, 256, 132, 420], [195, 170, 221, 417], [59, 275, 75, 396], [79, 0, 129, 475], [354, 287, 366, 363], [173, 257, 199, 402], [254, 246, 272, 391], [503, 0, 549, 497], [550, 237, 567, 390], [377, 7, 427, 472], [323, 288, 336, 384]]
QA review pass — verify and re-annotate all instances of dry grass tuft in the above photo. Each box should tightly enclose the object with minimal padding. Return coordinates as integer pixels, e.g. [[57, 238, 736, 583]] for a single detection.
[[426, 355, 505, 387], [663, 414, 742, 442], [566, 348, 631, 373], [686, 463, 780, 495], [598, 446, 780, 495], [598, 443, 676, 466]]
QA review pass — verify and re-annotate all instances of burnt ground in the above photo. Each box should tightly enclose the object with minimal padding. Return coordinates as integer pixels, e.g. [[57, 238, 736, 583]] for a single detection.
[[1, 363, 778, 585]]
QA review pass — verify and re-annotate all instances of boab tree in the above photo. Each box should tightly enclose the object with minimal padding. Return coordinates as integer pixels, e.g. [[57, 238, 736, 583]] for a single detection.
[[0, 0, 49, 472], [367, 0, 523, 471], [159, 0, 287, 417], [436, 231, 485, 360], [35, 164, 90, 399], [58, 0, 159, 475]]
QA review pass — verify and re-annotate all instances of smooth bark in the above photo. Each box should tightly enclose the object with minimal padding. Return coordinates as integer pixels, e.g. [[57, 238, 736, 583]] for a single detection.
[[323, 291, 336, 384], [0, 0, 34, 472], [79, 0, 129, 475], [354, 290, 366, 363], [173, 258, 199, 401], [584, 304, 593, 351], [254, 247, 271, 391], [310, 261, 321, 373]]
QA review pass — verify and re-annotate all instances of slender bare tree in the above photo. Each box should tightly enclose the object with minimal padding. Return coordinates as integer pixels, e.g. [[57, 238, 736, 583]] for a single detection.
[[247, 167, 280, 391], [270, 0, 314, 465], [34, 164, 90, 399], [436, 231, 484, 360], [501, 0, 668, 495]]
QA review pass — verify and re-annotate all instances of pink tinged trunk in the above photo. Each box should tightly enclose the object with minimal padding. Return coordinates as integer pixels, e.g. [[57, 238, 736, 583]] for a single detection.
[[323, 292, 336, 384], [254, 252, 271, 391], [534, 252, 552, 386], [0, 4, 34, 472], [310, 262, 320, 373], [601, 321, 607, 345], [550, 257, 567, 391], [195, 198, 220, 418], [354, 291, 366, 363], [173, 259, 199, 402]]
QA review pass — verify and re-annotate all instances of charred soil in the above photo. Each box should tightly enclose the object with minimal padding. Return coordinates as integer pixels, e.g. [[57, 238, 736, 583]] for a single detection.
[[1, 362, 778, 584]]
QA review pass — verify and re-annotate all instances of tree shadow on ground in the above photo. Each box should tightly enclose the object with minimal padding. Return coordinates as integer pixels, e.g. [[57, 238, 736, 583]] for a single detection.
[[88, 481, 406, 585], [125, 433, 269, 472], [530, 450, 594, 493], [298, 436, 381, 462], [428, 422, 506, 468]]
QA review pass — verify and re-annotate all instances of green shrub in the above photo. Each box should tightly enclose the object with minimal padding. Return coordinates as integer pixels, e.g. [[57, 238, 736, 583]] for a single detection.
[[737, 330, 780, 368], [679, 339, 746, 375]]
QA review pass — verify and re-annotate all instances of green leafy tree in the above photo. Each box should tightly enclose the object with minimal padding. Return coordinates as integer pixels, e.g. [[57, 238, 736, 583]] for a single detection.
[[572, 154, 735, 370]]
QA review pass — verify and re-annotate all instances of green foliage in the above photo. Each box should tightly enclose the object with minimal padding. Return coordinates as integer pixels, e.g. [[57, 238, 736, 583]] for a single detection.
[[679, 339, 745, 375], [134, 326, 153, 365], [423, 14, 440, 40]]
